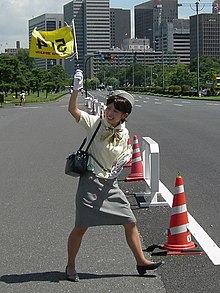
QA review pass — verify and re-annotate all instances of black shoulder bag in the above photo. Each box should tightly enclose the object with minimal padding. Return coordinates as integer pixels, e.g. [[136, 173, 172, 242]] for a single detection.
[[65, 121, 101, 177]]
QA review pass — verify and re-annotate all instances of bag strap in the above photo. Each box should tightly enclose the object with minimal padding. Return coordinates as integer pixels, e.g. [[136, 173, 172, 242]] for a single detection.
[[79, 137, 87, 151], [89, 153, 111, 172], [85, 120, 111, 173], [85, 120, 102, 152]]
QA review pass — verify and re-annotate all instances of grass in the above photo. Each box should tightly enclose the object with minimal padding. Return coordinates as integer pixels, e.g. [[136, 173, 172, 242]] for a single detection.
[[143, 91, 220, 101], [174, 95, 220, 101], [3, 91, 68, 105]]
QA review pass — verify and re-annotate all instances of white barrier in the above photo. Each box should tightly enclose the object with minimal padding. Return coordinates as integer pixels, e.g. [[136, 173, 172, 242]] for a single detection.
[[86, 97, 92, 112], [134, 137, 169, 207]]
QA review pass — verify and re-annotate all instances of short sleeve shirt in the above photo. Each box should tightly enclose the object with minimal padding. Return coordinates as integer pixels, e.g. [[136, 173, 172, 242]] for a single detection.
[[78, 110, 130, 179]]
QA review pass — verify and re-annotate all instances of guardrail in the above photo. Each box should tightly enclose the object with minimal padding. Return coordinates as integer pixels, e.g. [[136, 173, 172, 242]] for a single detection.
[[134, 137, 169, 208]]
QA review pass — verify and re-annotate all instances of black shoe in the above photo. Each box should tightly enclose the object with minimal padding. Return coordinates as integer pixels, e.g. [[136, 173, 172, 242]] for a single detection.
[[137, 261, 164, 275], [65, 267, 80, 282]]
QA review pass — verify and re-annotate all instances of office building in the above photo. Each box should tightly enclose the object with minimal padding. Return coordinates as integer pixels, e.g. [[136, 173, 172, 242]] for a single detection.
[[155, 19, 190, 64], [92, 49, 180, 80], [4, 41, 22, 55], [190, 13, 220, 62], [172, 19, 190, 64], [110, 8, 131, 49], [122, 38, 151, 51], [64, 0, 110, 76], [135, 0, 178, 48], [28, 14, 64, 70]]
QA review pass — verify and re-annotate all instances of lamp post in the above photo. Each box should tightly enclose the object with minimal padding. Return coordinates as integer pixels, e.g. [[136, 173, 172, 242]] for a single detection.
[[132, 49, 135, 90], [196, 0, 201, 97], [161, 24, 165, 93], [178, 1, 205, 96], [84, 54, 96, 97], [84, 55, 93, 97], [150, 65, 153, 86], [143, 39, 146, 89]]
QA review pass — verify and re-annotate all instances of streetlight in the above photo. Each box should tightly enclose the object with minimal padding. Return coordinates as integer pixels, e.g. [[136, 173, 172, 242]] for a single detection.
[[161, 24, 165, 93], [84, 53, 100, 97], [132, 49, 135, 90], [181, 0, 203, 96], [196, 0, 201, 97], [150, 65, 153, 86], [143, 39, 146, 89], [84, 55, 93, 98]]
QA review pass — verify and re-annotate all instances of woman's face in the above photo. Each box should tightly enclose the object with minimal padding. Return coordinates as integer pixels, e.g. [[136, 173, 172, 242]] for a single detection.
[[105, 102, 128, 127]]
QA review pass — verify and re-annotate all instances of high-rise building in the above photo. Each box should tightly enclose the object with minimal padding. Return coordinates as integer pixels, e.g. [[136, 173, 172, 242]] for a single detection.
[[28, 14, 64, 70], [190, 13, 220, 62], [64, 0, 110, 76], [135, 0, 178, 48], [156, 19, 190, 64], [110, 8, 131, 49]]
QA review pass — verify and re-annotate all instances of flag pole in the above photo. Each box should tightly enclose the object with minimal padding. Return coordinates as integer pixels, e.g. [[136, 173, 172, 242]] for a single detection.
[[72, 19, 79, 68]]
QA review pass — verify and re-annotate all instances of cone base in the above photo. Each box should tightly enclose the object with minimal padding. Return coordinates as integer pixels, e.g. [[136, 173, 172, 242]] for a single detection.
[[124, 162, 132, 167], [162, 241, 196, 252], [126, 174, 144, 181]]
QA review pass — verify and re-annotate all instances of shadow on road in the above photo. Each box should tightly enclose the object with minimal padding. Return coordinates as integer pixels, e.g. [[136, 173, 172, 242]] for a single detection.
[[0, 271, 157, 283]]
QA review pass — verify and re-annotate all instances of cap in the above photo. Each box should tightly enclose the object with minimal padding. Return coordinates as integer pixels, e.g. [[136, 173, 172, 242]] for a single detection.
[[110, 90, 135, 106]]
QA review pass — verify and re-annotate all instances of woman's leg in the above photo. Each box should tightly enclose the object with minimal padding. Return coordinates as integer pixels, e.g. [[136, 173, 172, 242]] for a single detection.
[[123, 223, 154, 266], [66, 227, 88, 274]]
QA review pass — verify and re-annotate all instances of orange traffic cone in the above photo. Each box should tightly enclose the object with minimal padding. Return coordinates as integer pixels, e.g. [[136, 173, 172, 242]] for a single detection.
[[125, 135, 144, 181], [161, 175, 202, 255], [124, 138, 132, 167]]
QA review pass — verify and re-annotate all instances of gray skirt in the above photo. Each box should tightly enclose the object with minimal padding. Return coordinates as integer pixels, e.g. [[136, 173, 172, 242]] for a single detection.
[[75, 171, 136, 227]]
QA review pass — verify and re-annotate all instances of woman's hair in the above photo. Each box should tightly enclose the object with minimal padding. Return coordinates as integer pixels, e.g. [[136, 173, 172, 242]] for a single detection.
[[106, 95, 132, 115]]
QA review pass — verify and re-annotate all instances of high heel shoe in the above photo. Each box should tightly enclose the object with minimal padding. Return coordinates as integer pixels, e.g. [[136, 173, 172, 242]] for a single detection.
[[137, 261, 164, 276], [65, 267, 80, 282]]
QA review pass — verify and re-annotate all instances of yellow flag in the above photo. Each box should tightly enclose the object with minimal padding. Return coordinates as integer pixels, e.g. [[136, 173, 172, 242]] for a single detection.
[[29, 26, 74, 59]]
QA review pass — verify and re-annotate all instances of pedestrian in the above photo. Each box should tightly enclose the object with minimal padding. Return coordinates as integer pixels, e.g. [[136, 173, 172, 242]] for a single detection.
[[66, 69, 163, 282], [20, 90, 25, 105]]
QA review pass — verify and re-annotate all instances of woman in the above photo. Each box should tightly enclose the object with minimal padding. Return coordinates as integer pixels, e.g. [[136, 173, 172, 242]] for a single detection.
[[66, 69, 163, 282]]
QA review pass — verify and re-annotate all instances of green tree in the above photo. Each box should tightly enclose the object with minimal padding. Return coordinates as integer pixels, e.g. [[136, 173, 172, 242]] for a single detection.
[[17, 48, 35, 69], [190, 56, 220, 88], [48, 65, 67, 92], [30, 67, 46, 97], [168, 64, 196, 87], [43, 81, 56, 98]]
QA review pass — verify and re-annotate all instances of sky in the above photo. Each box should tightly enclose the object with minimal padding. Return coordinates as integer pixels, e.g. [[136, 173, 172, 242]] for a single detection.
[[0, 0, 212, 53]]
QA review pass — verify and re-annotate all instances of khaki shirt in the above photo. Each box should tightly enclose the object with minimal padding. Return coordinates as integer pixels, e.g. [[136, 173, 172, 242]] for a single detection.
[[78, 111, 131, 179]]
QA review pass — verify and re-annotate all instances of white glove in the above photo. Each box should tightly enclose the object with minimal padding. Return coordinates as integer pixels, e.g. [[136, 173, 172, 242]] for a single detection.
[[73, 69, 83, 91]]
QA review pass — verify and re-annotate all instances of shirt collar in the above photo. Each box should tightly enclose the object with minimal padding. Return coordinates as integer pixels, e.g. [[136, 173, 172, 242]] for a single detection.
[[103, 118, 124, 130]]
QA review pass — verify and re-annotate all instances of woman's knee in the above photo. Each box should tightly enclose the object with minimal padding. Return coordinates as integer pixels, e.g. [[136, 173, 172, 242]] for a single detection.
[[123, 222, 137, 230], [72, 227, 88, 237]]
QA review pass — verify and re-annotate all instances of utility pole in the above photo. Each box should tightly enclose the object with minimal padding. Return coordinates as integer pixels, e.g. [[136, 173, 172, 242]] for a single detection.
[[196, 0, 201, 97], [144, 39, 146, 89], [156, 0, 164, 92], [179, 0, 205, 97]]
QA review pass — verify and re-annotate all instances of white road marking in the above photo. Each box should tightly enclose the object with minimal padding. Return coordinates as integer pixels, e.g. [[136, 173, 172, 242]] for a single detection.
[[155, 102, 162, 104], [159, 181, 220, 265], [173, 104, 183, 107], [14, 106, 42, 109], [206, 103, 220, 106], [181, 101, 191, 104]]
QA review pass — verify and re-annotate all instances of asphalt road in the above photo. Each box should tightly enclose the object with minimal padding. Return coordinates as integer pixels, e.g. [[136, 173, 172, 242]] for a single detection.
[[0, 93, 220, 292]]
